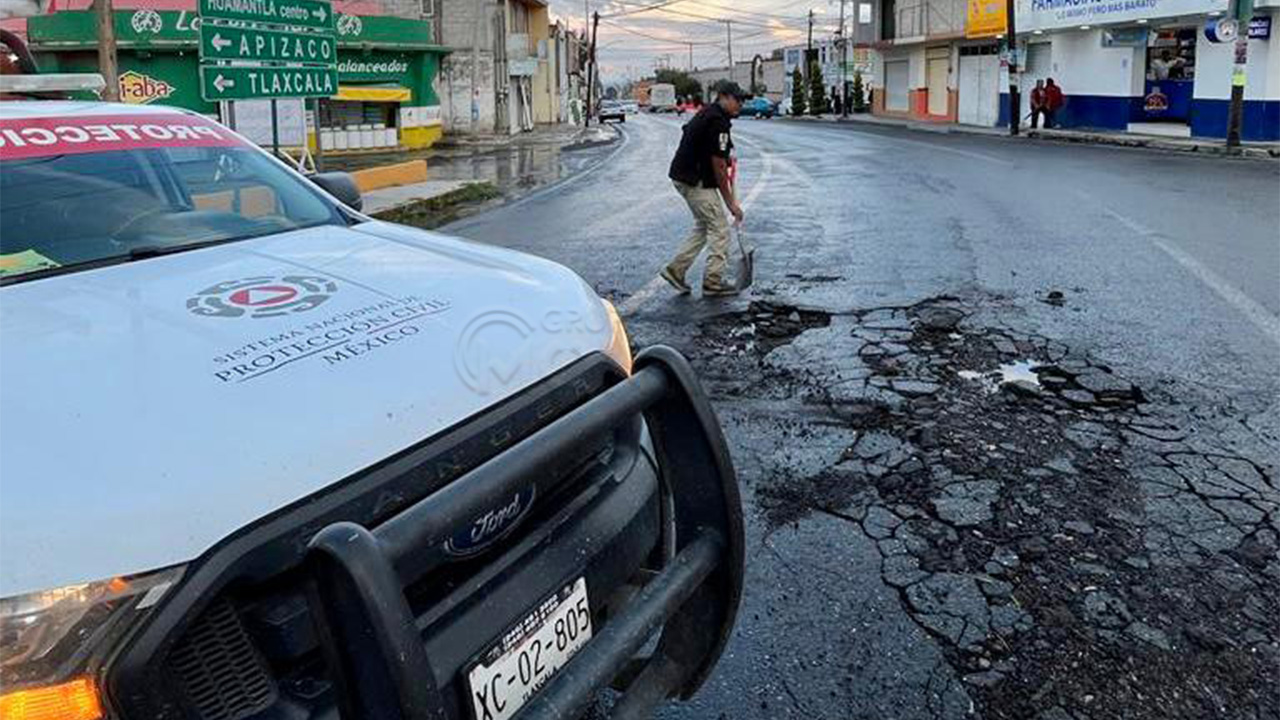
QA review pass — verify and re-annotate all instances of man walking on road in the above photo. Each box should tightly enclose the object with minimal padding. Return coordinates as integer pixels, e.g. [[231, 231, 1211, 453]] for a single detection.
[[661, 80, 748, 298]]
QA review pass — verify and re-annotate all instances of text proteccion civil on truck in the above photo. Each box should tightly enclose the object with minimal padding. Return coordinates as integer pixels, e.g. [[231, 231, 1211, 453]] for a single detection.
[[0, 64, 744, 720]]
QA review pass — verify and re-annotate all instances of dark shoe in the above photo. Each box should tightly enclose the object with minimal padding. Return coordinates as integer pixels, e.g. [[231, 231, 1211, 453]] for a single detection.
[[702, 284, 740, 298], [660, 267, 691, 295]]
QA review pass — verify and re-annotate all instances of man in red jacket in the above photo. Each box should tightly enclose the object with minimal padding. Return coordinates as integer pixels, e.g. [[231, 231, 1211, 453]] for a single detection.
[[1044, 78, 1065, 128]]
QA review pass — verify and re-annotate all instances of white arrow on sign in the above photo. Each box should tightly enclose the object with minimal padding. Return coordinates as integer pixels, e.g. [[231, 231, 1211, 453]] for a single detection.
[[210, 33, 231, 51], [312, 6, 326, 21], [213, 74, 235, 93]]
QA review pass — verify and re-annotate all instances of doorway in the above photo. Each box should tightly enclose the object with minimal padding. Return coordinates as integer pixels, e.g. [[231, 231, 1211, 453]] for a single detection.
[[957, 44, 999, 126], [927, 54, 949, 116], [885, 59, 909, 112]]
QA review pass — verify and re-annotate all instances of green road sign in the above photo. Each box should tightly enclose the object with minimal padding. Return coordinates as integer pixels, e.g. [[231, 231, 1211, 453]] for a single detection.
[[198, 0, 335, 32], [200, 23, 336, 64], [200, 64, 337, 100]]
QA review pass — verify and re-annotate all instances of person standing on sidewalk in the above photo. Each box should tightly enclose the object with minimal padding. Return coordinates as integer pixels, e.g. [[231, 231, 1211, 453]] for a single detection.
[[1044, 78, 1065, 129], [1029, 80, 1047, 129], [661, 80, 748, 298]]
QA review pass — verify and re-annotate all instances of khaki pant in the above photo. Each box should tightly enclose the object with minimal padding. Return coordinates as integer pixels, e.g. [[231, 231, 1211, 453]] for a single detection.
[[667, 180, 730, 289]]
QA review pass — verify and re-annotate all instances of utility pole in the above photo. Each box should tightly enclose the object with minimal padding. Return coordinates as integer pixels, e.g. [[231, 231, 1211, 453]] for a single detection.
[[838, 0, 849, 117], [94, 0, 119, 101], [688, 42, 694, 71], [723, 19, 733, 84], [806, 9, 815, 91], [1225, 0, 1254, 148], [586, 10, 599, 126], [1005, 0, 1020, 135]]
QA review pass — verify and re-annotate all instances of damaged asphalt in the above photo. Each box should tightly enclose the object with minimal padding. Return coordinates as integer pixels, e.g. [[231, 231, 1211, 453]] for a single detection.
[[447, 115, 1280, 719]]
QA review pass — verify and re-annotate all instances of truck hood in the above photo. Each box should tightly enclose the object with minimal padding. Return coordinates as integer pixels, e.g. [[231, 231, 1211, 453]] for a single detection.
[[0, 221, 618, 596]]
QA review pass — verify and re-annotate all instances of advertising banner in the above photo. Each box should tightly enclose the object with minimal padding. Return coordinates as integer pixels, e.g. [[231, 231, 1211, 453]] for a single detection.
[[1016, 0, 1227, 31], [967, 0, 1008, 38]]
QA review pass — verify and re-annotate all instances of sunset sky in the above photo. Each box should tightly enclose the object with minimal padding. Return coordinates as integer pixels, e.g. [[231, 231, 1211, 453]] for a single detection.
[[547, 0, 849, 81]]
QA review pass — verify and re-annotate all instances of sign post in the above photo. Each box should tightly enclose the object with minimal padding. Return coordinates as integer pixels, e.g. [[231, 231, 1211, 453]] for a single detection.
[[1225, 0, 1254, 148], [198, 0, 337, 155]]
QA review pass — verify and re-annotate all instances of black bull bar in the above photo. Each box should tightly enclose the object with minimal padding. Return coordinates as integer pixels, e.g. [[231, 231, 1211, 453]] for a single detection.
[[304, 347, 745, 720]]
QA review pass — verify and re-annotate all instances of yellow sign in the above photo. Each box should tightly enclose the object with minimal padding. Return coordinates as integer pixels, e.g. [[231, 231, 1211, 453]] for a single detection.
[[118, 70, 175, 104], [966, 0, 1007, 38]]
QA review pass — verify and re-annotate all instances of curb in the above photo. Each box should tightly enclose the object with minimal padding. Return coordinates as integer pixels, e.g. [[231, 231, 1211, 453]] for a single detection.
[[1025, 130, 1279, 159], [779, 114, 1278, 160], [562, 125, 622, 152]]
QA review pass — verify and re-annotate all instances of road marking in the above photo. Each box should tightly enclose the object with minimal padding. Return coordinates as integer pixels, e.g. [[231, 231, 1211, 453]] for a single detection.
[[618, 143, 775, 318], [1102, 207, 1280, 347]]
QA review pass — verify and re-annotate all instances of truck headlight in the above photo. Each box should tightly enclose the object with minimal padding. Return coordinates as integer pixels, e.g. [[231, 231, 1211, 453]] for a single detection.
[[601, 299, 632, 375], [0, 566, 183, 719]]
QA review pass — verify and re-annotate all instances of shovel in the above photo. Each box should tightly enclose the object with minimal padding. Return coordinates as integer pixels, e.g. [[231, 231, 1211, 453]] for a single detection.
[[732, 225, 754, 292]]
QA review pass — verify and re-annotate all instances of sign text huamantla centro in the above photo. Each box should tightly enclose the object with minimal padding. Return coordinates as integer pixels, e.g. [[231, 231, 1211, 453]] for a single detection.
[[198, 0, 337, 102]]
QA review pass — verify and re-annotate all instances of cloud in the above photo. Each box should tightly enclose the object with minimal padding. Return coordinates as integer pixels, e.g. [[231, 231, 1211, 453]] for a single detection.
[[550, 0, 830, 78]]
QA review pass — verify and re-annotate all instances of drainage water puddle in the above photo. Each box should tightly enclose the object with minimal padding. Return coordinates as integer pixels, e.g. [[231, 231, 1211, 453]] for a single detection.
[[959, 360, 1042, 392]]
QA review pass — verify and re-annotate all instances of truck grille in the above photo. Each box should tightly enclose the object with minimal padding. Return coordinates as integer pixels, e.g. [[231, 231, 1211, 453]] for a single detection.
[[168, 600, 277, 720]]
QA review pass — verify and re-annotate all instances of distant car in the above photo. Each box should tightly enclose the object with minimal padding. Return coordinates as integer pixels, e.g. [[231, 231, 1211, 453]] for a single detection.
[[739, 97, 777, 119], [677, 101, 701, 115], [622, 100, 639, 114], [598, 100, 626, 123]]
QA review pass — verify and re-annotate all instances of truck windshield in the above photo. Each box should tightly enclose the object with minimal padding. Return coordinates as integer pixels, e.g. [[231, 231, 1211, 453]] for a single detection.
[[0, 125, 344, 282]]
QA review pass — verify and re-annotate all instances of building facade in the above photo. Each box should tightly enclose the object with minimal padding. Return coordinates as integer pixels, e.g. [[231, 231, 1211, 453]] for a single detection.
[[436, 0, 577, 135], [869, 0, 966, 121], [7, 0, 450, 151], [863, 0, 1280, 139], [690, 55, 786, 102], [1005, 0, 1280, 140]]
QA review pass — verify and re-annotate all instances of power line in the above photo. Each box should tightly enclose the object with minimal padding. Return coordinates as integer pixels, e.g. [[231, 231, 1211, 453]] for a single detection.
[[598, 18, 724, 45]]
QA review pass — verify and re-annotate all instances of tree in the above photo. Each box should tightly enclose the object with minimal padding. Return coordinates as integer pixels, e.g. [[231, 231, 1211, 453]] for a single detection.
[[790, 68, 807, 116], [654, 68, 703, 103], [808, 61, 830, 115], [851, 71, 868, 112]]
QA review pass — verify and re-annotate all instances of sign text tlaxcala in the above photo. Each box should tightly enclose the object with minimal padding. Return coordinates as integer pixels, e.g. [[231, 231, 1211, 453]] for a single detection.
[[200, 64, 337, 101]]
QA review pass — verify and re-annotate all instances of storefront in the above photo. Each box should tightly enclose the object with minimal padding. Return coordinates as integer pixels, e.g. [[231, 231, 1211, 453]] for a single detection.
[[25, 8, 449, 151], [1008, 0, 1280, 140], [1141, 26, 1198, 128]]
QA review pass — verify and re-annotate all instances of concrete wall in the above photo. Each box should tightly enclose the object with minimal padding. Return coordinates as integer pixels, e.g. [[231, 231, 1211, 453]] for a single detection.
[[530, 3, 554, 123], [438, 51, 497, 133], [438, 0, 497, 133], [1191, 9, 1280, 138], [889, 0, 965, 39]]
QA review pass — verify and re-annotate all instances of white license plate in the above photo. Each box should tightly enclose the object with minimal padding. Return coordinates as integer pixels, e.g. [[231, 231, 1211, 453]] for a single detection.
[[468, 578, 592, 720]]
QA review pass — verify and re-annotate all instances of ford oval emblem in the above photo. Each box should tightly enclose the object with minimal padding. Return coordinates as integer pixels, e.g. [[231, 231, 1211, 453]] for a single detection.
[[444, 486, 537, 557]]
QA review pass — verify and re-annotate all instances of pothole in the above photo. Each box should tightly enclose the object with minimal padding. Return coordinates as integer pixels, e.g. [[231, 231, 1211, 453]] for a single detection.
[[722, 294, 1278, 720]]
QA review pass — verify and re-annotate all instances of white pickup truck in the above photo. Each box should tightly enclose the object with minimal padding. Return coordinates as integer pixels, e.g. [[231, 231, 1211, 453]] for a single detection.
[[0, 74, 742, 720]]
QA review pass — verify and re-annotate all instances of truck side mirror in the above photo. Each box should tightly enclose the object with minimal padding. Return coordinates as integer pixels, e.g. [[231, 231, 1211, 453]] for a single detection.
[[311, 172, 363, 212]]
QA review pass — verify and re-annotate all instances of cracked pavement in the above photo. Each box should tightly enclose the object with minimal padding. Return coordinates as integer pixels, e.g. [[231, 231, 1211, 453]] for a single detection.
[[447, 115, 1280, 719]]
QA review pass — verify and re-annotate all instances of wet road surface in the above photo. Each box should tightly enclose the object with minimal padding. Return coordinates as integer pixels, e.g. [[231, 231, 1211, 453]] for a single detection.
[[445, 115, 1280, 720]]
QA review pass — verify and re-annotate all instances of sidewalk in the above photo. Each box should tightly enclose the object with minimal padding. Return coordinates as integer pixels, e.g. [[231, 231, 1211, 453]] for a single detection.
[[361, 180, 470, 216], [431, 123, 618, 154], [320, 123, 619, 175], [781, 113, 1280, 159]]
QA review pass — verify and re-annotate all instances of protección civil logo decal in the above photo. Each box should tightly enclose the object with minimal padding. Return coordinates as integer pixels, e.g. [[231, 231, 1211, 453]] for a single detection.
[[187, 275, 338, 319]]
